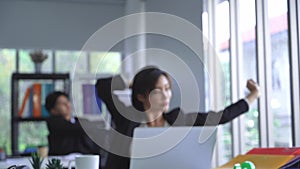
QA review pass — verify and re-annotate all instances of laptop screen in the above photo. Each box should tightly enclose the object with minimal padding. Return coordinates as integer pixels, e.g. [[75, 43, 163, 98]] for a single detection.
[[130, 126, 217, 169]]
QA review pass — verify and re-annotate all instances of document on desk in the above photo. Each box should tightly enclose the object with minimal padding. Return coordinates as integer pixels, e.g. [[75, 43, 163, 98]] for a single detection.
[[0, 157, 30, 169]]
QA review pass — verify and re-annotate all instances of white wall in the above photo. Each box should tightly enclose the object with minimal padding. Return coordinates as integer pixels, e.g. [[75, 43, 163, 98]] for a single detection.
[[0, 0, 125, 50], [145, 0, 202, 26], [122, 0, 146, 79], [144, 0, 206, 112]]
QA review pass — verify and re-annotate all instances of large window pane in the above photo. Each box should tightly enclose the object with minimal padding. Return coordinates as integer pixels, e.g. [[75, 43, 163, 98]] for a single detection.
[[39, 50, 53, 73], [19, 49, 34, 73], [55, 50, 87, 74], [19, 122, 48, 153], [268, 0, 291, 146], [216, 0, 232, 165], [239, 0, 259, 153], [90, 52, 122, 74], [0, 49, 16, 154], [19, 49, 52, 73]]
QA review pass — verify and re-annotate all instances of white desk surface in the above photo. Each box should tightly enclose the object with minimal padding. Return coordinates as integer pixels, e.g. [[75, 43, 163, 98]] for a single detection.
[[0, 153, 81, 169]]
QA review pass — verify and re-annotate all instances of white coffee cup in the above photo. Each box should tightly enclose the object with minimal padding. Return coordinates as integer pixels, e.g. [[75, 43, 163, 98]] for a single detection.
[[68, 155, 100, 169]]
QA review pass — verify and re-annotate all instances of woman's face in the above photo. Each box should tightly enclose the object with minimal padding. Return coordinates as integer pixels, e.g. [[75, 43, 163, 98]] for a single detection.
[[142, 75, 172, 112]]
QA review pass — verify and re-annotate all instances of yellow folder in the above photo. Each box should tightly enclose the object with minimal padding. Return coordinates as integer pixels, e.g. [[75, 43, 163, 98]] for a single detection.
[[214, 154, 294, 169]]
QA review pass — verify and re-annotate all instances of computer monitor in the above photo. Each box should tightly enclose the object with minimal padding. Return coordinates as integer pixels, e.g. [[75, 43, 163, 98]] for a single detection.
[[130, 126, 217, 169]]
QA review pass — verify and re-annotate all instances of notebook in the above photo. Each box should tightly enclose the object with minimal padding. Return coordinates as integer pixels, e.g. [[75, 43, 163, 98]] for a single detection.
[[130, 126, 217, 169]]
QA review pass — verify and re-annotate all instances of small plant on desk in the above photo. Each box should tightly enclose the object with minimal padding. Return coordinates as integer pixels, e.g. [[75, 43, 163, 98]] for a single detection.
[[45, 159, 64, 169], [29, 152, 44, 169]]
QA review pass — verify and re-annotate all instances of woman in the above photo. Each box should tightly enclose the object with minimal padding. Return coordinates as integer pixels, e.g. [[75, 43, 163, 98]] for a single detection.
[[96, 66, 259, 169]]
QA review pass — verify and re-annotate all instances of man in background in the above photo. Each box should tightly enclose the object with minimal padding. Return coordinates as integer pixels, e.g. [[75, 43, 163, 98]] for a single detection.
[[45, 91, 100, 155]]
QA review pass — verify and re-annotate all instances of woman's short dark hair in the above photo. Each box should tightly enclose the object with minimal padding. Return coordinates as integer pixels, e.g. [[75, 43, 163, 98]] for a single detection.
[[45, 91, 68, 112], [131, 66, 172, 112]]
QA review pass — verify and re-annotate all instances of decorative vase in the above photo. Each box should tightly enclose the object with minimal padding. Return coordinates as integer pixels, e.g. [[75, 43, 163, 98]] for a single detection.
[[30, 50, 48, 74], [34, 62, 42, 74]]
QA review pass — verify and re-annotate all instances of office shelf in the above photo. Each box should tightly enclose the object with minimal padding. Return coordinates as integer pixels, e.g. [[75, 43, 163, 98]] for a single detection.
[[11, 73, 70, 156]]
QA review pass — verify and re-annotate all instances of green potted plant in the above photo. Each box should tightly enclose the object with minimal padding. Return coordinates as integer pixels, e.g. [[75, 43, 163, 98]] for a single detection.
[[45, 158, 64, 169], [29, 152, 44, 169]]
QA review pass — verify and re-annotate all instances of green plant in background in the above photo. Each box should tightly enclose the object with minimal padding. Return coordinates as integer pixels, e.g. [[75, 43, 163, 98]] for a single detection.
[[45, 158, 64, 169], [0, 50, 16, 155], [29, 152, 44, 169], [19, 122, 49, 153]]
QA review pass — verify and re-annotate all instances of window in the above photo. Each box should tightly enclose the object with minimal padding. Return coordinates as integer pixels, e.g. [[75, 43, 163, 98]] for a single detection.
[[19, 49, 53, 73], [267, 0, 291, 147], [55, 50, 87, 74], [202, 0, 295, 165], [215, 0, 232, 165], [239, 0, 259, 153], [89, 52, 122, 74], [0, 49, 16, 154]]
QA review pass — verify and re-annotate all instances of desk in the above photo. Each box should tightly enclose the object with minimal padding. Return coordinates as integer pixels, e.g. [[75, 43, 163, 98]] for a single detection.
[[0, 153, 81, 169]]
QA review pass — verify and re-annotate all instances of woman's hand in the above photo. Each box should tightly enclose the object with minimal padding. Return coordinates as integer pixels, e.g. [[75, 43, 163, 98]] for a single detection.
[[246, 79, 260, 104]]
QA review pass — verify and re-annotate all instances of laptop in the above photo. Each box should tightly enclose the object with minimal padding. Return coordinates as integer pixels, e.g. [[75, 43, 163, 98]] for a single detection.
[[130, 126, 217, 169]]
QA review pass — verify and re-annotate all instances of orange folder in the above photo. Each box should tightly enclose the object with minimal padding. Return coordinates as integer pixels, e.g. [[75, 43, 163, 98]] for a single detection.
[[32, 83, 42, 118], [246, 147, 300, 156]]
